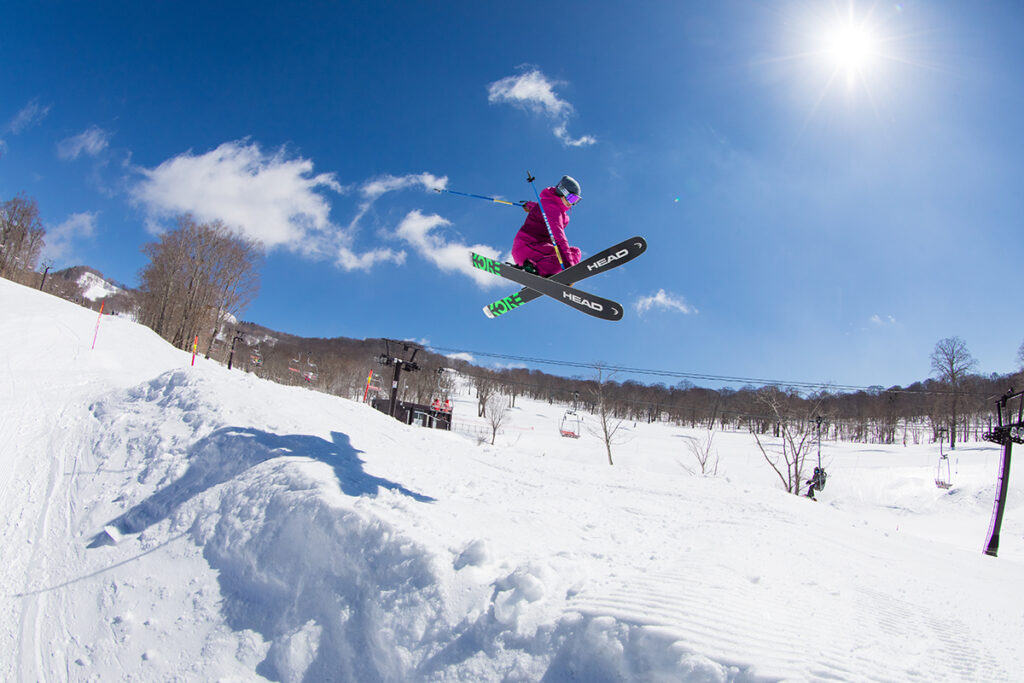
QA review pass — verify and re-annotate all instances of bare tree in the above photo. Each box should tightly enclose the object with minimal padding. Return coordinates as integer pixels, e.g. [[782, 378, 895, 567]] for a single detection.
[[588, 364, 626, 466], [138, 215, 262, 351], [0, 194, 46, 282], [930, 336, 978, 449], [683, 429, 719, 476], [204, 228, 263, 357], [485, 394, 510, 445], [1016, 339, 1024, 371], [474, 374, 497, 418], [751, 387, 822, 494]]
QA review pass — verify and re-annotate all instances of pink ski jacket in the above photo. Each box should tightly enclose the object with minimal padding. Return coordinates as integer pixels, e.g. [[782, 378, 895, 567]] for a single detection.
[[511, 187, 580, 275]]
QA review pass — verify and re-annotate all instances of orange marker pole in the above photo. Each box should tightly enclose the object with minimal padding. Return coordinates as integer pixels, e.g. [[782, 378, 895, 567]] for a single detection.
[[90, 301, 105, 350], [191, 335, 199, 366], [363, 370, 374, 403]]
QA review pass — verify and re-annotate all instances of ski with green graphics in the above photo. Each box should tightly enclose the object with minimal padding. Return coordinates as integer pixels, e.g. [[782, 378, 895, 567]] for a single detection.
[[474, 235, 647, 320], [471, 252, 623, 320]]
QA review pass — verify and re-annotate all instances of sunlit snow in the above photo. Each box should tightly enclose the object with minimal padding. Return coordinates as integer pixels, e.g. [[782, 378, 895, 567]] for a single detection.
[[1, 277, 1021, 681]]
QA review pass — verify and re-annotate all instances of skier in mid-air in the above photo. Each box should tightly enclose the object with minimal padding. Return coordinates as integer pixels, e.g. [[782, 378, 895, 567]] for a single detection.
[[512, 175, 583, 277]]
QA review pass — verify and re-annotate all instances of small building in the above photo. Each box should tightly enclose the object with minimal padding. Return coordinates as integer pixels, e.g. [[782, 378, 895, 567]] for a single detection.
[[370, 397, 452, 431]]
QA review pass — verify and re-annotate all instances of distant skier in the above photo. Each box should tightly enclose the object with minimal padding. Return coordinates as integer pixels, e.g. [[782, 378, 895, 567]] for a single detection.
[[805, 466, 827, 500], [512, 175, 583, 277]]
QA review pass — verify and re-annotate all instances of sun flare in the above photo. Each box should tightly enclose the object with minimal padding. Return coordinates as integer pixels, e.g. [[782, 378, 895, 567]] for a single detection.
[[828, 25, 876, 73]]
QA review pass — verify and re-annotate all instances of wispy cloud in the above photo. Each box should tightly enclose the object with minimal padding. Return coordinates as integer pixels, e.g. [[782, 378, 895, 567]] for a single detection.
[[58, 126, 111, 160], [41, 212, 98, 265], [347, 172, 446, 232], [6, 98, 50, 135], [362, 173, 446, 201], [391, 209, 504, 288], [869, 314, 897, 326], [487, 68, 596, 147], [2, 98, 51, 151], [635, 289, 697, 316]]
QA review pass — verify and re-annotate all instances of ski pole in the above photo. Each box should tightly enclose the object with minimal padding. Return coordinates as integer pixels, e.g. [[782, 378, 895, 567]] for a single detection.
[[526, 172, 566, 270], [434, 188, 526, 207]]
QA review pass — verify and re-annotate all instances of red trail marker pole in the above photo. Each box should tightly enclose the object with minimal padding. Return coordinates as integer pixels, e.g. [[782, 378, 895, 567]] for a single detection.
[[90, 301, 105, 350]]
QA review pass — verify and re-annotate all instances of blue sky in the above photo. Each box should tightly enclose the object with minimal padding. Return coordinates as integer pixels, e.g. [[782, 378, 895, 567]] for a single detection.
[[2, 1, 1022, 390]]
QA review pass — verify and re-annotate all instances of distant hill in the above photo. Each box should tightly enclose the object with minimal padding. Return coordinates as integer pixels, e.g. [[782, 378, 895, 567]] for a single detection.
[[76, 270, 123, 301], [49, 266, 136, 315]]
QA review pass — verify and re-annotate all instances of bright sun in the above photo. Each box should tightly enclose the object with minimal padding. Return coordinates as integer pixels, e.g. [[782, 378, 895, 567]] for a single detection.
[[828, 25, 877, 75]]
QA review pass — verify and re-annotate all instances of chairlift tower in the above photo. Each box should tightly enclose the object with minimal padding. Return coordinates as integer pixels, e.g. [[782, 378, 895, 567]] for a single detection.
[[376, 339, 422, 419], [227, 331, 244, 370], [982, 388, 1023, 557]]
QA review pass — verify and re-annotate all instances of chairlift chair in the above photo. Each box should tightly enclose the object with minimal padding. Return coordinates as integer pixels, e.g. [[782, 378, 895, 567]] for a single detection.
[[559, 410, 581, 439], [934, 429, 952, 489], [935, 434, 952, 489], [559, 391, 582, 438], [303, 358, 318, 382], [935, 456, 952, 490]]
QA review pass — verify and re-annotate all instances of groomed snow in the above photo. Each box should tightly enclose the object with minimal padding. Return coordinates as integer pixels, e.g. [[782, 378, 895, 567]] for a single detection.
[[2, 277, 1021, 682]]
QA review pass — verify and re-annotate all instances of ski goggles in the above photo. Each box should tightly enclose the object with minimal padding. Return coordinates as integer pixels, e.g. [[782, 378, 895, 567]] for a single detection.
[[564, 192, 581, 205]]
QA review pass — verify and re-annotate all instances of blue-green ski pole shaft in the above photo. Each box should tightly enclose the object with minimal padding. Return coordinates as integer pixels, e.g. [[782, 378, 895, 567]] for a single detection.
[[527, 172, 566, 270], [434, 188, 525, 207]]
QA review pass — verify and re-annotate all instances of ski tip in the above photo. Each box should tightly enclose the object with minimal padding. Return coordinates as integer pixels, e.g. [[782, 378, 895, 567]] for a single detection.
[[483, 305, 496, 319]]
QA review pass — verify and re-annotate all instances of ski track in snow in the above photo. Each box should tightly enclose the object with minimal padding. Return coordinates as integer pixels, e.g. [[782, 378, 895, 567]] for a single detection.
[[2, 277, 1023, 682]]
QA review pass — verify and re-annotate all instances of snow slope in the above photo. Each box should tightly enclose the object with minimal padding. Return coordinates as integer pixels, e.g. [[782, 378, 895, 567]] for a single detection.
[[2, 276, 1022, 682]]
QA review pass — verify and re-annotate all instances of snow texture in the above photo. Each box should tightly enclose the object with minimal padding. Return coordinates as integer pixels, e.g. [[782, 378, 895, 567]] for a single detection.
[[1, 276, 1022, 682]]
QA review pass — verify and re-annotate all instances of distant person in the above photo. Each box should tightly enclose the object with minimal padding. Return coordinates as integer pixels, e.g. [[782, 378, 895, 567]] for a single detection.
[[512, 175, 583, 277], [805, 467, 827, 500]]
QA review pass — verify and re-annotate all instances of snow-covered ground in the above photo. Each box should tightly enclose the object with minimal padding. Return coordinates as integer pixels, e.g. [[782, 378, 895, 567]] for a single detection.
[[2, 276, 1022, 682], [77, 271, 122, 302]]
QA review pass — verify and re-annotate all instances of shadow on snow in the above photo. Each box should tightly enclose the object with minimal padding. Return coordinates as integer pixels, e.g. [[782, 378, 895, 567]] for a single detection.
[[90, 427, 433, 547]]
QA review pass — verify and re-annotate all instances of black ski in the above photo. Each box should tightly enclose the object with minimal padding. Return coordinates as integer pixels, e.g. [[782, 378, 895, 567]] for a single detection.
[[470, 253, 624, 321], [482, 236, 646, 318]]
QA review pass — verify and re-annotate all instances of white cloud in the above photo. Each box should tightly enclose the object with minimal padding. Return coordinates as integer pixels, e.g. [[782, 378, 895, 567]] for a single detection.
[[41, 212, 98, 265], [487, 68, 596, 147], [391, 209, 504, 288], [635, 289, 697, 316], [488, 69, 572, 118], [446, 352, 475, 363], [7, 98, 50, 134], [553, 123, 597, 148], [132, 140, 410, 270], [58, 126, 111, 160], [361, 173, 446, 201], [870, 314, 897, 326], [347, 172, 447, 233], [335, 245, 405, 271], [133, 140, 341, 252]]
